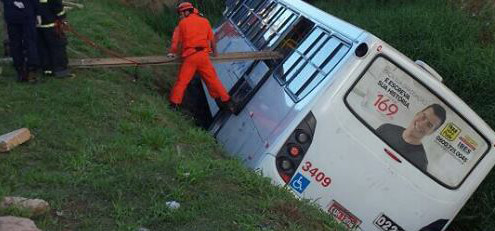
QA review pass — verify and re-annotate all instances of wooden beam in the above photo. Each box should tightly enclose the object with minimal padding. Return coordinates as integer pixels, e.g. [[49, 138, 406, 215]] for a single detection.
[[0, 128, 32, 153], [63, 1, 84, 9], [1, 51, 283, 68], [0, 58, 12, 65], [68, 51, 283, 68]]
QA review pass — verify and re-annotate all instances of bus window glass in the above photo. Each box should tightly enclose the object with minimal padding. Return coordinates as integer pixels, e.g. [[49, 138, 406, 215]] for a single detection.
[[240, 12, 258, 33], [246, 17, 264, 39], [266, 14, 297, 48], [256, 9, 296, 48], [272, 9, 294, 32], [231, 1, 297, 51], [297, 73, 326, 98], [263, 4, 284, 22], [248, 0, 264, 9], [287, 64, 317, 93], [253, 8, 285, 46], [277, 26, 349, 100], [297, 28, 324, 53], [282, 58, 305, 83], [240, 0, 264, 30], [322, 44, 349, 73], [224, 0, 241, 17], [268, 17, 314, 69], [345, 56, 489, 188], [311, 39, 341, 67], [259, 1, 276, 19], [305, 35, 328, 59], [281, 53, 301, 76], [232, 6, 249, 25]]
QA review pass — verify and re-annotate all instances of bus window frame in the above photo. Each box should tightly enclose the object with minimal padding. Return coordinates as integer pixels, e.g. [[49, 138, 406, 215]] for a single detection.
[[343, 54, 491, 190], [228, 0, 298, 51], [272, 26, 351, 102], [225, 17, 316, 114], [224, 0, 241, 18]]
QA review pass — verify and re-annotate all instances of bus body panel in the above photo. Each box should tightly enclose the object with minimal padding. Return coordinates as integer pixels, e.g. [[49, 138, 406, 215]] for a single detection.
[[280, 0, 363, 41], [246, 77, 295, 141]]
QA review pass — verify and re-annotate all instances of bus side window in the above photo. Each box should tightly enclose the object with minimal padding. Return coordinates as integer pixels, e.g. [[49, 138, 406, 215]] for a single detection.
[[229, 17, 315, 112], [231, 1, 298, 51], [256, 8, 298, 49], [231, 0, 269, 34], [268, 17, 315, 68], [275, 27, 351, 101], [274, 28, 326, 82], [238, 0, 266, 30], [224, 0, 242, 18]]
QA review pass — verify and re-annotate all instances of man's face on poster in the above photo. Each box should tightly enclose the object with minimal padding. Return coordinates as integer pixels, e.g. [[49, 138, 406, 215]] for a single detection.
[[409, 107, 442, 138]]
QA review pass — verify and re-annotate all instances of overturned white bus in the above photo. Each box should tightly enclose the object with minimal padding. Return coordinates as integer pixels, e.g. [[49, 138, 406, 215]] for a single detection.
[[199, 0, 495, 230]]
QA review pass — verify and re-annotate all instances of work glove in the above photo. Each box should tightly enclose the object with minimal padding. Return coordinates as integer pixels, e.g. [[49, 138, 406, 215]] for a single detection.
[[55, 19, 69, 33], [13, 1, 25, 9]]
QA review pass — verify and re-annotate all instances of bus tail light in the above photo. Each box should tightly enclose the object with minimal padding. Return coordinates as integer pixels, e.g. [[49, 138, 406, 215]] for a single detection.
[[276, 112, 317, 183], [384, 148, 402, 163], [289, 145, 301, 157]]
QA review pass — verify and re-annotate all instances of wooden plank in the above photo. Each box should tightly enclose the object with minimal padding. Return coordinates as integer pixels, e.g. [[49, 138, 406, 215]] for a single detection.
[[0, 57, 13, 65], [0, 128, 32, 153], [1, 51, 283, 68], [68, 51, 283, 68], [63, 0, 84, 9]]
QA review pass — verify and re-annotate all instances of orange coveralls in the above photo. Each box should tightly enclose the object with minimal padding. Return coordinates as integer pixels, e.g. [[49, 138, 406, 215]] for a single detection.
[[168, 12, 230, 105]]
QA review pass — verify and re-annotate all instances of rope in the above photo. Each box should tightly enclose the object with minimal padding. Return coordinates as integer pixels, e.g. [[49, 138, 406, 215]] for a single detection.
[[62, 23, 180, 80], [63, 24, 142, 66]]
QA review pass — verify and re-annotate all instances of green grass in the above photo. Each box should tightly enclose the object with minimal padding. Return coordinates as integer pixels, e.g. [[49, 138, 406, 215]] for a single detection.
[[0, 0, 343, 230], [316, 0, 495, 230]]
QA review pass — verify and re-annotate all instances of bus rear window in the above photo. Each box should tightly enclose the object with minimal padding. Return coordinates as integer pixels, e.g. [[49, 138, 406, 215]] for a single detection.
[[345, 56, 489, 188]]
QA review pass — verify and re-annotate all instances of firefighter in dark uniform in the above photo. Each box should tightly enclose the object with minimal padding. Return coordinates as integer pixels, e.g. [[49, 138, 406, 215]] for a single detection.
[[1, 2, 11, 57], [0, 0, 40, 81], [37, 0, 72, 78]]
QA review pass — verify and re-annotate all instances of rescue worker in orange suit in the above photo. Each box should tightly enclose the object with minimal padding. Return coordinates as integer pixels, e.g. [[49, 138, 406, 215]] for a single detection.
[[167, 2, 234, 112], [36, 0, 72, 78]]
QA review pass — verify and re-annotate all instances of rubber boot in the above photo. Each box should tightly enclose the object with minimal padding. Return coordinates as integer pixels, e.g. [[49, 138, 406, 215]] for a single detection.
[[26, 70, 38, 83], [54, 69, 75, 79], [215, 99, 238, 114], [16, 67, 27, 82], [169, 102, 181, 112]]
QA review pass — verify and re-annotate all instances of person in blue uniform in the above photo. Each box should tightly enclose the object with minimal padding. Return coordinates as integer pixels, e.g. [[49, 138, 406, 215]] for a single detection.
[[36, 0, 72, 78], [1, 0, 40, 82]]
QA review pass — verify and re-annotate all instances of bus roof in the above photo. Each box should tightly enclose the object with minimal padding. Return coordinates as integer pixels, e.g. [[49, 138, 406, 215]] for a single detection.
[[279, 0, 365, 41]]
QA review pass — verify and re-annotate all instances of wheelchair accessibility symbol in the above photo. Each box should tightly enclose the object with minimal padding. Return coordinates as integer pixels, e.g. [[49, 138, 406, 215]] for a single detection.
[[290, 173, 310, 194]]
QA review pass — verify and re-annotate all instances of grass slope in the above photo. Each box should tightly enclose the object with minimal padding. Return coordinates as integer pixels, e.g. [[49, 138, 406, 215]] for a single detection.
[[316, 0, 495, 230], [0, 0, 342, 230]]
